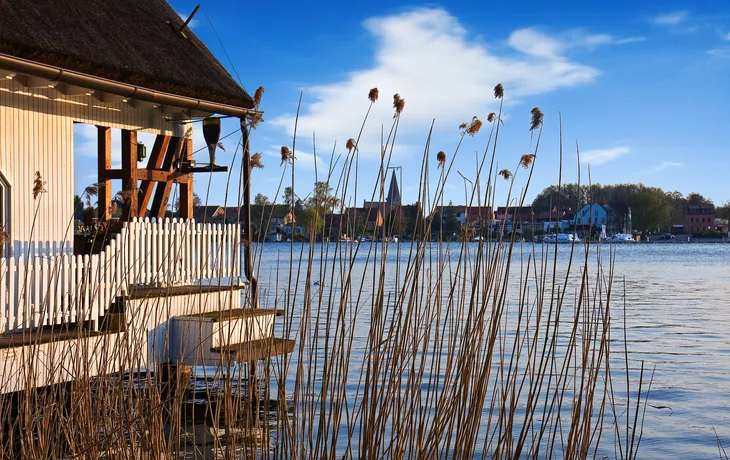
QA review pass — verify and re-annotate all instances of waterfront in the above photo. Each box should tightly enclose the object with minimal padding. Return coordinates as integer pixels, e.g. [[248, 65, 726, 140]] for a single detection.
[[255, 242, 730, 458]]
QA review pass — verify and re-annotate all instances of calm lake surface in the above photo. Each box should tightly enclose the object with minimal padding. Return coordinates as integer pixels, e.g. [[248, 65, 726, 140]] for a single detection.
[[253, 242, 730, 459]]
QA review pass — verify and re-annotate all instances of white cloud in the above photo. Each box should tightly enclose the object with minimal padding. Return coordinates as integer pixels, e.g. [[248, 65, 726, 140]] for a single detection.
[[510, 29, 646, 55], [707, 48, 730, 58], [639, 161, 683, 175], [581, 146, 630, 165], [652, 11, 690, 25], [270, 8, 606, 158]]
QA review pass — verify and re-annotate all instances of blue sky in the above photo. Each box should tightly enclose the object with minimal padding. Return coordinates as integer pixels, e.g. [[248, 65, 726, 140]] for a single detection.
[[74, 1, 730, 208]]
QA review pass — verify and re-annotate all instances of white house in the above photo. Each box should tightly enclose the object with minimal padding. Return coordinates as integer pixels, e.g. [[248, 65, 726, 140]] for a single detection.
[[0, 0, 291, 393], [575, 203, 617, 227]]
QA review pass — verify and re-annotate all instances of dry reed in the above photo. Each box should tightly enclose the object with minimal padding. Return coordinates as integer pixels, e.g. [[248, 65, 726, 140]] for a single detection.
[[0, 90, 650, 460]]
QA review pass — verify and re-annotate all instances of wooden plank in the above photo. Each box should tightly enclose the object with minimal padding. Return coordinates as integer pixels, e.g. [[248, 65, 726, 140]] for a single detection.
[[97, 126, 112, 220], [179, 137, 194, 218], [149, 137, 184, 219], [120, 130, 139, 220], [212, 337, 295, 362], [179, 308, 277, 321], [138, 135, 171, 212]]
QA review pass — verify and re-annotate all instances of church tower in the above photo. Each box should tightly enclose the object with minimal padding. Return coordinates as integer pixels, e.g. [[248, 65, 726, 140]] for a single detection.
[[386, 170, 401, 209]]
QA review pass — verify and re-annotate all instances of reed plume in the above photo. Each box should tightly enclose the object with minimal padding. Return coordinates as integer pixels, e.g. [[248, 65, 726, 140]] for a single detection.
[[346, 138, 357, 153], [520, 153, 536, 168], [466, 116, 483, 136], [280, 146, 293, 165], [249, 112, 264, 130], [499, 168, 512, 179], [368, 87, 379, 103], [487, 112, 496, 123], [436, 150, 447, 168], [32, 171, 46, 199], [253, 86, 265, 107], [530, 106, 544, 131], [494, 82, 504, 99], [393, 93, 405, 115], [250, 152, 264, 169]]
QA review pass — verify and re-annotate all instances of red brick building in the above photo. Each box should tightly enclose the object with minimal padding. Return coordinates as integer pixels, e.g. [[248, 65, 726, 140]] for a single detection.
[[684, 203, 715, 234]]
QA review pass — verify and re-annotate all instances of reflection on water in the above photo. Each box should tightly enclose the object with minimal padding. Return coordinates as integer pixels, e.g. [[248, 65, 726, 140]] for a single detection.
[[254, 242, 730, 459]]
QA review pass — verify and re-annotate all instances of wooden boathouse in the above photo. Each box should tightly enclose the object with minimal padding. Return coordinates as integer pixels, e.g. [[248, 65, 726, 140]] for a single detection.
[[0, 0, 291, 396]]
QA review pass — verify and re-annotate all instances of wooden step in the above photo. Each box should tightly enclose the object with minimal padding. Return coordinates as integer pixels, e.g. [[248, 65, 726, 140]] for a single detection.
[[212, 337, 295, 362], [177, 308, 276, 322], [169, 308, 278, 366]]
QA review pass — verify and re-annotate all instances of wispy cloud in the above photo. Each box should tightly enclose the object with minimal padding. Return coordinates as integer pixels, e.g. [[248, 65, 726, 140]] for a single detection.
[[271, 8, 626, 158], [707, 48, 730, 57], [724, 32, 730, 41], [652, 11, 690, 26], [581, 146, 630, 165], [508, 28, 645, 58], [638, 161, 684, 175]]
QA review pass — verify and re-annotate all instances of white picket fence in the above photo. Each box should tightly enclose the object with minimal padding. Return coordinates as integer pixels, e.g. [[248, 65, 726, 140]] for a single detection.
[[0, 218, 240, 333]]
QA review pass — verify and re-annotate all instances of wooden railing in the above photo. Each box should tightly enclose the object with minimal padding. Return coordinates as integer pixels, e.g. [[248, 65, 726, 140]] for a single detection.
[[0, 218, 240, 333]]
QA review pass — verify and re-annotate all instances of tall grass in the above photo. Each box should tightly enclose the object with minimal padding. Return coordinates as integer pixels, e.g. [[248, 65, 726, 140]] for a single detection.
[[0, 86, 648, 459]]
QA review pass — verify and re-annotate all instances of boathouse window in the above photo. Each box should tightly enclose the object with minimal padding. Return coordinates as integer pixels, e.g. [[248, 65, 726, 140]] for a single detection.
[[0, 170, 9, 257]]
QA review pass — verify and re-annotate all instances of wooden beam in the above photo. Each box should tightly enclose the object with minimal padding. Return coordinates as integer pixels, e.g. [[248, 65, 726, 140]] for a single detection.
[[120, 130, 139, 220], [138, 135, 171, 212], [149, 137, 184, 219], [97, 126, 112, 221], [94, 92, 126, 104], [56, 83, 92, 96], [179, 137, 194, 219], [135, 169, 172, 182], [105, 169, 124, 180]]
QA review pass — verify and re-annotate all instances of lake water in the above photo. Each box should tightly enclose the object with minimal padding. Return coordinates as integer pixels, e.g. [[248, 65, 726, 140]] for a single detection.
[[253, 242, 730, 459]]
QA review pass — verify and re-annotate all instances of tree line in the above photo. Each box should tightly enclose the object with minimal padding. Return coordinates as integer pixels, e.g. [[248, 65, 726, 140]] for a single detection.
[[531, 183, 728, 232]]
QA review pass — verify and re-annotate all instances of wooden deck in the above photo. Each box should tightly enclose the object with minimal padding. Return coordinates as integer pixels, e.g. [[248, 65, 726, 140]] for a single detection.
[[212, 338, 295, 362], [123, 282, 245, 300], [0, 329, 108, 349]]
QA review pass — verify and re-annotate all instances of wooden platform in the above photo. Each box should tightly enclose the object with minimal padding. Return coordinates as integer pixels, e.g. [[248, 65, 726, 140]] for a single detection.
[[123, 283, 245, 300], [0, 329, 107, 349], [212, 338, 295, 362], [178, 308, 277, 321]]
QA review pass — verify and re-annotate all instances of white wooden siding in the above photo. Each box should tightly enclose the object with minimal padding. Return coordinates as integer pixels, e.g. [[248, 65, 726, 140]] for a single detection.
[[0, 79, 188, 254]]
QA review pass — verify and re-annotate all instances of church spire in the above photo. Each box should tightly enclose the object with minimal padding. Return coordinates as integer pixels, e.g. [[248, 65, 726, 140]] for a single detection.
[[386, 170, 401, 208]]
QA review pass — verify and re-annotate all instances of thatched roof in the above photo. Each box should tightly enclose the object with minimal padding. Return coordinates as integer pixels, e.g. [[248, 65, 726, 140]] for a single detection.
[[0, 0, 253, 108]]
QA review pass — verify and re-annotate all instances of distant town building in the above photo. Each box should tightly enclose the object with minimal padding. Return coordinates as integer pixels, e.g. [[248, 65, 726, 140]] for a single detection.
[[536, 208, 576, 233], [684, 203, 715, 234], [575, 203, 617, 227]]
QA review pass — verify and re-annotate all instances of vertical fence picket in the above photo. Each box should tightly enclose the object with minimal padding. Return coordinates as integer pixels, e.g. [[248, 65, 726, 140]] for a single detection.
[[17, 257, 25, 330], [33, 257, 41, 328], [83, 254, 90, 322], [7, 258, 15, 331], [72, 255, 79, 323], [39, 256, 48, 326], [91, 254, 99, 331], [62, 254, 70, 323], [0, 258, 6, 333]]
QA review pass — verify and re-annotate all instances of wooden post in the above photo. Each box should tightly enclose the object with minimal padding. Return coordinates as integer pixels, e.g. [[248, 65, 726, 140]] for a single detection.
[[97, 126, 112, 221], [121, 130, 139, 220], [240, 122, 258, 308], [149, 137, 184, 219], [138, 135, 171, 212], [179, 137, 194, 219]]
